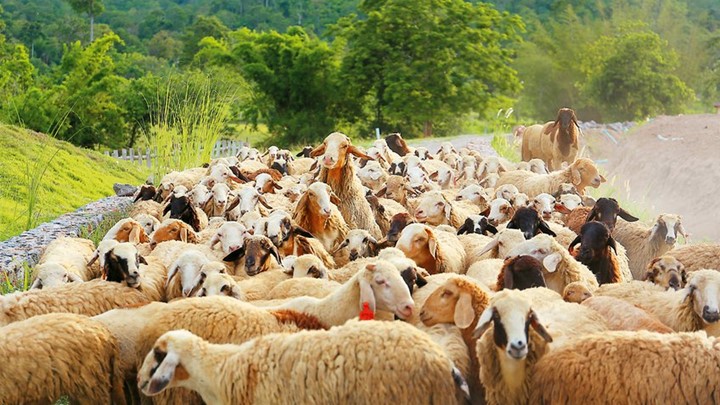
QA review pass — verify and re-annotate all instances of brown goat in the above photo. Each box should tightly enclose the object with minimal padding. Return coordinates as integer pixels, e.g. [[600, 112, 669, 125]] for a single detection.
[[522, 108, 580, 170]]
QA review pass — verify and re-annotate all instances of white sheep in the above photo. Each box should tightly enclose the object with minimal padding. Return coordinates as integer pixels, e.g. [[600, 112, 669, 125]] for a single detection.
[[414, 190, 477, 228], [32, 237, 98, 289], [396, 224, 466, 275], [496, 158, 606, 197]]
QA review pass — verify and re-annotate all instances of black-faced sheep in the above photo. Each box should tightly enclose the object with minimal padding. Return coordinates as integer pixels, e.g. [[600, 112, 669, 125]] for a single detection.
[[569, 221, 622, 285]]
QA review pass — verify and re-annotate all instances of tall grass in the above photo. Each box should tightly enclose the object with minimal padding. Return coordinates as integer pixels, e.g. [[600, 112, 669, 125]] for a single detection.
[[149, 75, 236, 182], [587, 174, 654, 224], [1, 263, 32, 294], [489, 108, 521, 162], [77, 208, 131, 246]]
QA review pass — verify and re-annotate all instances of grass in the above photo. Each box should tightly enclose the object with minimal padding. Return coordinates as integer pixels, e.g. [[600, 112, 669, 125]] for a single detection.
[[77, 207, 132, 246], [0, 124, 149, 241], [0, 262, 32, 294], [587, 174, 655, 224]]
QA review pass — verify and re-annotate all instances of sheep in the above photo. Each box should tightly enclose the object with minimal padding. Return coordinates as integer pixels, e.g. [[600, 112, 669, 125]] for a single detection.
[[94, 297, 327, 405], [292, 234, 337, 269], [496, 158, 606, 197], [512, 192, 531, 209], [226, 186, 273, 219], [472, 288, 607, 404], [103, 217, 151, 244], [569, 221, 622, 285], [495, 255, 547, 291], [495, 184, 519, 203], [162, 191, 209, 232], [134, 184, 157, 202], [455, 184, 492, 209], [292, 181, 349, 253], [562, 281, 593, 303], [528, 158, 548, 174], [138, 322, 469, 405], [164, 251, 216, 299], [357, 160, 388, 192], [666, 243, 720, 273], [133, 213, 161, 237], [506, 207, 557, 241], [581, 296, 674, 333], [472, 228, 526, 260], [505, 234, 600, 294], [457, 155, 478, 184], [310, 132, 382, 238], [378, 212, 416, 247], [456, 214, 498, 236], [275, 260, 415, 326], [130, 200, 164, 221], [645, 255, 687, 290], [396, 224, 466, 275], [331, 229, 379, 262], [429, 166, 456, 189], [365, 192, 409, 236], [375, 175, 417, 205], [31, 237, 98, 289], [192, 271, 245, 300], [414, 190, 476, 228], [476, 156, 509, 179], [530, 331, 720, 404], [479, 173, 500, 188], [613, 213, 689, 280], [200, 182, 232, 218], [385, 132, 412, 156], [0, 313, 126, 404], [419, 275, 491, 400], [521, 108, 580, 171], [596, 270, 720, 336], [564, 197, 639, 234], [208, 221, 248, 255], [485, 198, 514, 226], [150, 219, 199, 249]]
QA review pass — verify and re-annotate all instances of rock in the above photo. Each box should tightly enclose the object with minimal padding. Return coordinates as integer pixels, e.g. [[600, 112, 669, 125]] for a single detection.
[[113, 183, 137, 197]]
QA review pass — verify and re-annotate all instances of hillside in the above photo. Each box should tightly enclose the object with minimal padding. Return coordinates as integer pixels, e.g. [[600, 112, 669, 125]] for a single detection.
[[0, 125, 148, 240]]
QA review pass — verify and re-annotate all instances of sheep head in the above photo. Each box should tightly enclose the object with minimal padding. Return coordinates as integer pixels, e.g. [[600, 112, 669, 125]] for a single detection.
[[568, 158, 606, 190], [103, 242, 147, 288], [497, 256, 547, 291], [645, 256, 686, 291], [358, 260, 415, 320], [150, 219, 199, 249], [138, 330, 197, 396], [31, 263, 83, 290], [562, 281, 593, 303], [420, 276, 490, 330], [311, 132, 372, 170], [685, 270, 720, 324]]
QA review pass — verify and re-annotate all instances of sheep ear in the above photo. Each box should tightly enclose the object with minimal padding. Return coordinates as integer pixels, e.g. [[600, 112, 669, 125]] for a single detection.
[[270, 246, 282, 265], [227, 196, 241, 212], [607, 236, 617, 254], [571, 167, 582, 185], [147, 351, 186, 395], [330, 192, 341, 206], [163, 204, 171, 216], [538, 220, 557, 237], [485, 223, 499, 235], [185, 272, 207, 297], [647, 257, 662, 270], [568, 235, 581, 254], [258, 195, 273, 209], [554, 203, 572, 215], [331, 239, 349, 255], [209, 232, 221, 248], [375, 187, 387, 198], [223, 247, 245, 262], [543, 253, 562, 273], [30, 278, 42, 289], [139, 256, 148, 265], [66, 272, 83, 283], [454, 292, 475, 329], [642, 268, 657, 282], [415, 272, 428, 287], [599, 175, 607, 183], [179, 227, 189, 243], [506, 219, 517, 230], [480, 207, 491, 217], [472, 307, 494, 339], [359, 274, 376, 313], [476, 238, 499, 257], [129, 226, 141, 244], [348, 145, 373, 160], [585, 206, 599, 223], [425, 228, 438, 258], [292, 226, 314, 239], [529, 310, 553, 342], [309, 143, 326, 157], [618, 208, 639, 222], [87, 251, 100, 267], [457, 218, 473, 235], [166, 263, 180, 288]]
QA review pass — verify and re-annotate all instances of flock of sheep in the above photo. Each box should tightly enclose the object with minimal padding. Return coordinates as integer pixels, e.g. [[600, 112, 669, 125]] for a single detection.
[[3, 123, 720, 404]]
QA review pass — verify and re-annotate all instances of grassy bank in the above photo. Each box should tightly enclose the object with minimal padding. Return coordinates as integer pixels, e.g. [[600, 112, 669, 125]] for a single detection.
[[0, 124, 149, 240]]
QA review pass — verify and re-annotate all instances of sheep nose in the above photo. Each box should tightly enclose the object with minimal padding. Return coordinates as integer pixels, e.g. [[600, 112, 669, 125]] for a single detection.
[[510, 340, 526, 351], [666, 236, 676, 244], [703, 306, 720, 323], [150, 241, 157, 249], [229, 245, 240, 252], [246, 257, 256, 267], [668, 279, 680, 290], [218, 200, 226, 205], [523, 232, 534, 240], [322, 207, 332, 216], [397, 303, 414, 319], [349, 250, 359, 261]]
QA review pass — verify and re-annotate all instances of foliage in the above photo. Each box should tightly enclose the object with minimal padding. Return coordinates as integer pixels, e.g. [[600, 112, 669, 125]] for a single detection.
[[77, 206, 129, 246], [489, 108, 521, 162], [580, 25, 695, 121], [337, 0, 524, 137], [0, 124, 147, 241]]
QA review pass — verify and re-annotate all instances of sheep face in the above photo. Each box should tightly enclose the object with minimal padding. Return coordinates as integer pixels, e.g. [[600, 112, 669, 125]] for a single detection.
[[562, 281, 593, 303], [105, 218, 150, 244], [570, 221, 616, 265], [333, 230, 378, 261], [557, 108, 577, 131], [396, 224, 440, 274], [264, 213, 292, 248], [305, 182, 341, 218], [255, 173, 281, 194], [429, 167, 454, 189], [528, 159, 548, 174], [385, 213, 415, 244], [361, 261, 415, 320], [414, 191, 451, 226], [166, 251, 211, 297], [208, 163, 243, 184], [496, 184, 519, 203], [457, 215, 498, 236], [296, 146, 313, 158], [225, 235, 281, 276], [645, 256, 686, 291], [377, 175, 411, 203], [358, 161, 387, 190], [31, 263, 83, 289], [188, 184, 210, 207], [506, 207, 557, 240], [164, 195, 202, 232], [104, 243, 146, 288], [288, 255, 327, 279], [195, 272, 243, 300], [652, 214, 688, 246], [270, 158, 288, 176], [486, 198, 514, 226], [512, 193, 531, 209], [405, 166, 428, 190], [500, 256, 547, 290], [585, 197, 638, 231], [569, 159, 606, 189], [686, 270, 720, 324], [209, 183, 231, 212], [283, 184, 307, 203], [414, 147, 432, 160], [228, 187, 272, 217], [473, 290, 552, 360], [134, 185, 157, 202], [310, 132, 371, 170], [420, 278, 484, 329], [210, 222, 248, 255], [456, 185, 490, 206], [151, 220, 198, 249], [532, 193, 556, 220], [135, 214, 160, 237], [505, 234, 560, 270], [138, 330, 197, 396], [558, 194, 583, 211]]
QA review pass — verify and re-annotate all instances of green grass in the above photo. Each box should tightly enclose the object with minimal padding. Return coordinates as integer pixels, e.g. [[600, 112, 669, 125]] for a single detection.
[[587, 174, 654, 224], [0, 262, 32, 294], [77, 207, 132, 247], [0, 124, 149, 241]]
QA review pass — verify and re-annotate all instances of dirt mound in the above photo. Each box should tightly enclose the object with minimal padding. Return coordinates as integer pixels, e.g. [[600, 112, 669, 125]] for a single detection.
[[585, 114, 720, 242]]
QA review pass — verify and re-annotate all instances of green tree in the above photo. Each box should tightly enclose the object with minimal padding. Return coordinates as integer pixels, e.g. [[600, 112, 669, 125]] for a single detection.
[[64, 0, 105, 42], [180, 16, 229, 66], [337, 0, 524, 137], [580, 25, 695, 121]]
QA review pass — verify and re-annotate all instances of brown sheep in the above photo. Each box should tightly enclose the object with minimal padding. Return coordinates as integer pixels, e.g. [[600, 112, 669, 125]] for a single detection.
[[666, 243, 720, 274], [521, 108, 580, 171], [581, 296, 674, 333], [645, 255, 687, 290]]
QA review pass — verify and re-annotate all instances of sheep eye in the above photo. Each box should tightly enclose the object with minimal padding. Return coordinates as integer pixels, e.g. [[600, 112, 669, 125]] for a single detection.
[[376, 279, 386, 285], [362, 237, 368, 243], [441, 290, 452, 298]]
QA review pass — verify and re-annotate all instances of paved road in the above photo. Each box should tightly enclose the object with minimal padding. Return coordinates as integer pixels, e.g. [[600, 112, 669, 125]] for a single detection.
[[407, 134, 497, 156]]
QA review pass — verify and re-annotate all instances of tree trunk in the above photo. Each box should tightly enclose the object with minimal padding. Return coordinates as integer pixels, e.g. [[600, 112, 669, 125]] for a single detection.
[[90, 14, 94, 42], [423, 121, 433, 138]]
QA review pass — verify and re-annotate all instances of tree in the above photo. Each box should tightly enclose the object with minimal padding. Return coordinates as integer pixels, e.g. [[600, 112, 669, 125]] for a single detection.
[[580, 25, 695, 121], [337, 0, 524, 137], [64, 0, 105, 42], [180, 16, 229, 66]]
